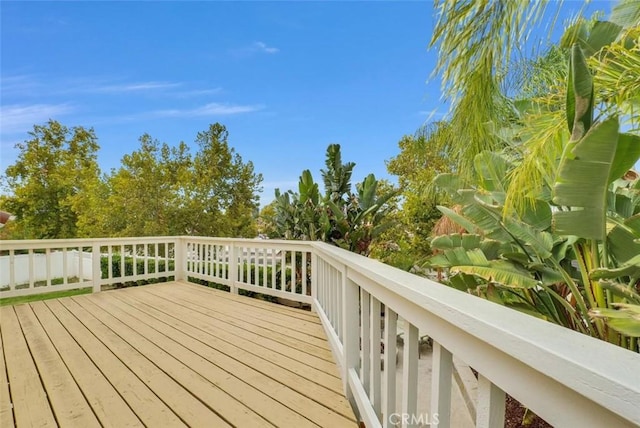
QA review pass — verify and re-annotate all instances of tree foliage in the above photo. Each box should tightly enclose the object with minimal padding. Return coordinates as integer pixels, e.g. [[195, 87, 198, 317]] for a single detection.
[[1, 120, 101, 239], [378, 130, 454, 268], [3, 122, 262, 239]]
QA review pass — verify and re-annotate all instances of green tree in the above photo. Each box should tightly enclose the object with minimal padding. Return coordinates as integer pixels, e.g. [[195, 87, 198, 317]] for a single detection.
[[2, 120, 101, 239], [185, 123, 262, 237], [78, 134, 188, 237], [385, 130, 454, 266], [256, 201, 279, 238], [79, 123, 262, 238]]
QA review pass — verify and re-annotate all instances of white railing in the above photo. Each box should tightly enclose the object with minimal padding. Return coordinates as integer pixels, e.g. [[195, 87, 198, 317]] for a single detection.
[[310, 243, 640, 428], [0, 237, 178, 297], [1, 236, 638, 428], [181, 237, 313, 304]]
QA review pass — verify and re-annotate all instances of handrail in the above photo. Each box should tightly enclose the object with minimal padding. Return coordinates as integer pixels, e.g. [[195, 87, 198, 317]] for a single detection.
[[1, 236, 638, 427], [310, 241, 640, 428]]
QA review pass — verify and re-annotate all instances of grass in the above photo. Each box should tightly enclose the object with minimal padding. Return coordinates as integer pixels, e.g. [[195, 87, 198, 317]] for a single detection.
[[0, 287, 92, 307]]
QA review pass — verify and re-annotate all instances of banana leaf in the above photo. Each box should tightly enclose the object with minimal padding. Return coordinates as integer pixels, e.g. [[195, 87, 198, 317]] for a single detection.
[[452, 260, 539, 288], [608, 214, 640, 264], [426, 247, 489, 269], [590, 253, 640, 279], [608, 133, 640, 182], [436, 205, 477, 233], [580, 21, 623, 57], [519, 198, 553, 231], [462, 203, 511, 241], [566, 44, 594, 138], [447, 272, 481, 291], [474, 151, 510, 192], [433, 173, 461, 199], [553, 117, 620, 240], [430, 233, 482, 250], [502, 217, 554, 259], [590, 304, 640, 337], [597, 280, 640, 304]]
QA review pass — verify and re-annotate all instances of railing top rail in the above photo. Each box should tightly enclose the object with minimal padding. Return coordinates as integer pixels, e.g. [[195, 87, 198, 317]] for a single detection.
[[0, 236, 180, 250], [181, 236, 314, 246], [310, 241, 640, 423]]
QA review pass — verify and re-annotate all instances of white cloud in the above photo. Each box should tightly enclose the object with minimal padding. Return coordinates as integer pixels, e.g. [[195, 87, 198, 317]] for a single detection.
[[152, 102, 263, 118], [174, 88, 223, 98], [0, 104, 74, 133], [90, 81, 183, 93], [231, 41, 280, 57], [0, 74, 43, 97], [254, 41, 279, 54]]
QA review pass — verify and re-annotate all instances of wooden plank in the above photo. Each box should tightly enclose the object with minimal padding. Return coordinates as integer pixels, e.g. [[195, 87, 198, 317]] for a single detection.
[[30, 301, 143, 428], [43, 299, 186, 428], [71, 294, 270, 427], [138, 286, 335, 360], [109, 291, 356, 422], [177, 281, 320, 323], [13, 304, 101, 427], [133, 286, 339, 371], [0, 306, 57, 427], [91, 292, 354, 427], [159, 285, 330, 349], [179, 280, 318, 324], [57, 297, 229, 428], [0, 322, 15, 428], [121, 289, 343, 385], [167, 283, 326, 338]]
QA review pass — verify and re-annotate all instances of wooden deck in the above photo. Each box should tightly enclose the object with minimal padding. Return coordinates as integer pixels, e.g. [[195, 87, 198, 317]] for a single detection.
[[0, 281, 356, 427]]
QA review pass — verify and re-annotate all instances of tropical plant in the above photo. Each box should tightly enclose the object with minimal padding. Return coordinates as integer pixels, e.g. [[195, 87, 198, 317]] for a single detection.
[[272, 144, 397, 256], [422, 0, 640, 350], [425, 29, 640, 350]]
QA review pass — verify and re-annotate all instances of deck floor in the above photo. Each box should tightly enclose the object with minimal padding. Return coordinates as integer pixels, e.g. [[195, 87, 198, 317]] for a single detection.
[[0, 281, 356, 427]]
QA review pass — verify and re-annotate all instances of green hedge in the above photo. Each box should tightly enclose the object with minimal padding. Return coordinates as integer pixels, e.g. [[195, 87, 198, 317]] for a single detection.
[[189, 263, 310, 303], [101, 255, 175, 288]]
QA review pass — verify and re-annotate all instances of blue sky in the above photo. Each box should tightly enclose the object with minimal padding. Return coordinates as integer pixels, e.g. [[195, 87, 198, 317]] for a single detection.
[[1, 1, 611, 205]]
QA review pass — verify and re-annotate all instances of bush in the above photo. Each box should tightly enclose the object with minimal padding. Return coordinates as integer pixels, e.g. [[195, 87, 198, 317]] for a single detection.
[[101, 255, 175, 288]]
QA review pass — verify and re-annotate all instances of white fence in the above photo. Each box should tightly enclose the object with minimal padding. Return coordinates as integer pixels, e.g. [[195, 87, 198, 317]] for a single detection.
[[1, 236, 639, 427], [0, 250, 92, 288]]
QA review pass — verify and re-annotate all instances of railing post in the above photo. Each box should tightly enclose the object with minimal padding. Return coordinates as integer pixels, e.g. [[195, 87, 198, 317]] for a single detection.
[[92, 243, 101, 293], [476, 375, 506, 428], [431, 341, 453, 427], [174, 237, 185, 281], [229, 242, 238, 294], [383, 307, 398, 428], [310, 249, 318, 309], [342, 268, 359, 402], [402, 323, 419, 428]]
